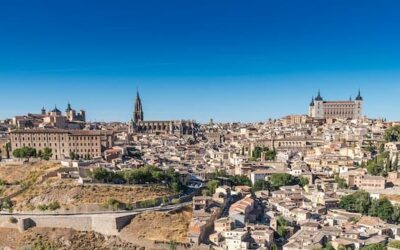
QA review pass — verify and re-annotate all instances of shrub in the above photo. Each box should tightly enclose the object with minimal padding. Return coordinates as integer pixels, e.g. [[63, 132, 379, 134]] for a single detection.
[[48, 201, 60, 211], [388, 240, 400, 249], [105, 198, 121, 210], [1, 197, 13, 210], [37, 204, 48, 211], [139, 199, 157, 208], [126, 203, 134, 211], [9, 217, 17, 224]]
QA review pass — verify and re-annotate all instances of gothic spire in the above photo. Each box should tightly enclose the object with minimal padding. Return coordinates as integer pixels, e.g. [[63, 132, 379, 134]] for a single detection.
[[355, 89, 363, 101], [134, 89, 144, 123]]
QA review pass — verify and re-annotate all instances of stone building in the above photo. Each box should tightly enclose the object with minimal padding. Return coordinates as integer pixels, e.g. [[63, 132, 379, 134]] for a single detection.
[[65, 103, 86, 122], [12, 104, 86, 129], [308, 90, 363, 119], [250, 136, 324, 155], [10, 129, 114, 160], [129, 91, 199, 136]]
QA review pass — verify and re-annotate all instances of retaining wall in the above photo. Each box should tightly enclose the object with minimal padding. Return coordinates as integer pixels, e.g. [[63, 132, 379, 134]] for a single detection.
[[0, 213, 137, 235]]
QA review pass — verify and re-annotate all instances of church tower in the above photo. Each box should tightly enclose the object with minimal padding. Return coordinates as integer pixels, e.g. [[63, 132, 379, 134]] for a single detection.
[[314, 90, 324, 118], [354, 89, 363, 119], [134, 90, 144, 123]]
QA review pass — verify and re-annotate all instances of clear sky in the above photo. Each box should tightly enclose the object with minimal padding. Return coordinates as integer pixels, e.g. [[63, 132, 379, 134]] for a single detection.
[[0, 0, 400, 123]]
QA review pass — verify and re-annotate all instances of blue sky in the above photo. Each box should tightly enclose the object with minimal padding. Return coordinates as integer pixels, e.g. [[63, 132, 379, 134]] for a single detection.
[[0, 0, 400, 122]]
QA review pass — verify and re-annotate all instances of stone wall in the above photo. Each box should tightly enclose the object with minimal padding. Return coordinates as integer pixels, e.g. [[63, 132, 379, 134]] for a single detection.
[[0, 213, 137, 235], [92, 214, 135, 235], [30, 215, 93, 232]]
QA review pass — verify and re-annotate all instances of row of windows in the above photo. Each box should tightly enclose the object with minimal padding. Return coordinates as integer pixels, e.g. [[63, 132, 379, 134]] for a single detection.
[[14, 144, 99, 154], [361, 183, 382, 187], [71, 149, 99, 153], [325, 112, 354, 115], [15, 136, 99, 141], [16, 142, 99, 148], [324, 105, 355, 108]]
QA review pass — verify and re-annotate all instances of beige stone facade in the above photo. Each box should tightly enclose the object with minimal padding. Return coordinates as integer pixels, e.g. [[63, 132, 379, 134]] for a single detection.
[[309, 90, 363, 120], [341, 170, 386, 190], [10, 129, 114, 160]]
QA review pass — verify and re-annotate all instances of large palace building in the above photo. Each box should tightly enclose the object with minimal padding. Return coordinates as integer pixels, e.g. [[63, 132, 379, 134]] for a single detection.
[[130, 91, 198, 136], [10, 129, 114, 160], [308, 90, 363, 120]]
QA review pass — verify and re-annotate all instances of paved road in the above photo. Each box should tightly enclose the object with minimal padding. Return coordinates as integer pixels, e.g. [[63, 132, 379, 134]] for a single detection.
[[0, 201, 192, 217]]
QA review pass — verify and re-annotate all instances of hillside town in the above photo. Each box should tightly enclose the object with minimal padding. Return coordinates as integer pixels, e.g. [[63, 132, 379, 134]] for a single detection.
[[1, 90, 400, 250]]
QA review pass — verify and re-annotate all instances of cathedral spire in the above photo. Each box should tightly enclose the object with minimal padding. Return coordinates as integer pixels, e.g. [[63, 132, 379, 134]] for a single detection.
[[310, 96, 314, 106], [134, 89, 144, 123]]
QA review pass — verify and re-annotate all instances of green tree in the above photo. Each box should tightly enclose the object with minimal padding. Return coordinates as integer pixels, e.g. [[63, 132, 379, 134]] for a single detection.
[[252, 180, 270, 192], [385, 125, 400, 142], [386, 154, 392, 172], [69, 151, 76, 160], [339, 191, 371, 214], [12, 147, 37, 159], [276, 216, 288, 238], [37, 150, 43, 159], [392, 205, 400, 224], [377, 198, 394, 221], [252, 146, 277, 160], [42, 147, 53, 160], [362, 243, 386, 250], [4, 142, 11, 159], [277, 226, 287, 238], [269, 173, 298, 190], [170, 181, 182, 193], [90, 168, 110, 182], [340, 191, 395, 222], [206, 180, 220, 195], [252, 147, 263, 159], [394, 153, 399, 170], [264, 149, 277, 161], [337, 245, 349, 250], [367, 160, 384, 176], [369, 198, 393, 221], [202, 189, 211, 196], [323, 243, 335, 250], [299, 176, 309, 187], [335, 175, 348, 189], [1, 197, 13, 211], [354, 191, 372, 215], [230, 175, 252, 186]]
